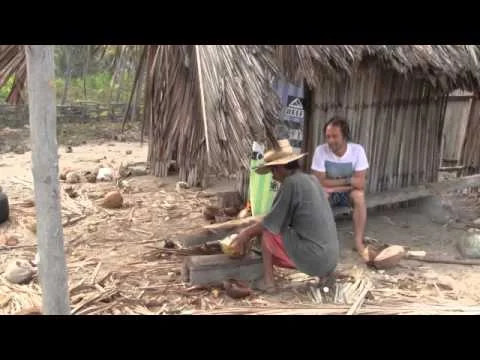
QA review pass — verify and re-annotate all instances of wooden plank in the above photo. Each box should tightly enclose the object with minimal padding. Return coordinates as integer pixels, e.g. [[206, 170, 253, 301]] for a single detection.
[[439, 166, 465, 172], [182, 254, 264, 286]]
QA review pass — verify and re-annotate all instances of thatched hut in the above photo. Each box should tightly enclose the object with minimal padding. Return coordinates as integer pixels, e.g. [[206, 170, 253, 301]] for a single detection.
[[269, 46, 480, 198], [138, 46, 480, 194], [139, 46, 480, 197]]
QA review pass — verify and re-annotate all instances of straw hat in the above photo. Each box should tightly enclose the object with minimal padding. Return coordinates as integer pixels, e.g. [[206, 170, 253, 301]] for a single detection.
[[255, 139, 307, 175]]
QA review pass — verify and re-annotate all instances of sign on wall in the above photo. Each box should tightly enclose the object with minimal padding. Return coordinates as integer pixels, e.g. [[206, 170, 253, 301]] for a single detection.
[[272, 79, 305, 153]]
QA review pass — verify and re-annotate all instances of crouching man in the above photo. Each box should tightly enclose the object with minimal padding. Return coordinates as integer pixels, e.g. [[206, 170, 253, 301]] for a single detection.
[[231, 140, 339, 292]]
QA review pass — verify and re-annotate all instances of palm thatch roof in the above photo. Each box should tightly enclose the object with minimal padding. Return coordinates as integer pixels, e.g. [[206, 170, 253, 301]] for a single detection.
[[276, 45, 480, 90], [2, 45, 480, 184]]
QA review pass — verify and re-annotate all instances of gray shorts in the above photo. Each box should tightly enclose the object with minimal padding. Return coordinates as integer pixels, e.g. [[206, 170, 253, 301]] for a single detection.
[[329, 192, 350, 207]]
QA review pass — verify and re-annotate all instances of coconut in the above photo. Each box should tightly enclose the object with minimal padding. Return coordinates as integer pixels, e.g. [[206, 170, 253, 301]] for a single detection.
[[457, 233, 480, 259], [60, 167, 73, 180], [224, 207, 240, 217], [219, 234, 242, 257], [97, 168, 114, 182], [175, 181, 189, 192], [16, 306, 42, 315], [365, 245, 381, 263], [4, 259, 35, 284], [85, 173, 97, 183], [19, 199, 35, 208], [1, 234, 19, 246], [101, 191, 123, 209], [66, 172, 81, 184], [237, 207, 251, 219], [223, 279, 252, 299], [26, 220, 37, 234], [203, 206, 220, 221], [372, 245, 406, 269]]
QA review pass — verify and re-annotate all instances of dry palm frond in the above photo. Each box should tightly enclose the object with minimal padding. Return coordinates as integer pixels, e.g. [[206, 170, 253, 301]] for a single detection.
[[189, 302, 480, 315], [143, 45, 281, 185], [0, 45, 26, 104]]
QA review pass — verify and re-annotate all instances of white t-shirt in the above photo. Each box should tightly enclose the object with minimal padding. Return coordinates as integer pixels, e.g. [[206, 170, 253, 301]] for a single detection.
[[311, 143, 369, 179]]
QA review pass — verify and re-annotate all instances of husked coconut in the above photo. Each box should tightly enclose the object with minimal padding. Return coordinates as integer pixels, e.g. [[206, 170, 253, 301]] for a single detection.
[[4, 259, 35, 284], [223, 279, 252, 299], [203, 206, 220, 221], [364, 245, 381, 263], [238, 207, 251, 219], [19, 199, 35, 208], [373, 245, 406, 269], [1, 233, 19, 246], [175, 181, 189, 192], [66, 172, 81, 184], [457, 233, 480, 259], [60, 167, 73, 180], [85, 173, 97, 183], [101, 191, 123, 209], [16, 306, 42, 315], [129, 166, 148, 177], [224, 207, 240, 217], [97, 168, 114, 182], [26, 220, 37, 234]]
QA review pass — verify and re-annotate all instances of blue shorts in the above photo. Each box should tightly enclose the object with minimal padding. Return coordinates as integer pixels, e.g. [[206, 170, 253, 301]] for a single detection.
[[329, 192, 351, 207]]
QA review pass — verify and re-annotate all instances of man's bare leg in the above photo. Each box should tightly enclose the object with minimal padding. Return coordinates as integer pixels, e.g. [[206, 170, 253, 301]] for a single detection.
[[260, 232, 276, 289], [350, 189, 367, 250]]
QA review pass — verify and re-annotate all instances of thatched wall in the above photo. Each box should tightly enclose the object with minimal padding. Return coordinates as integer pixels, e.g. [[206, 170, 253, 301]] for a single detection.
[[441, 90, 473, 163], [306, 63, 448, 195], [460, 94, 480, 176]]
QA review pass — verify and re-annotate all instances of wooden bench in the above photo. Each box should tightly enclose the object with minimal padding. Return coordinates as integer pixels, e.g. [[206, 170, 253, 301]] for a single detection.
[[333, 173, 480, 216]]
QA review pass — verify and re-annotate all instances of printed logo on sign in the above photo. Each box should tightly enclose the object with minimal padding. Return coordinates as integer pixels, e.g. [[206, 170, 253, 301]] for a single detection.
[[285, 96, 304, 122], [288, 129, 303, 141]]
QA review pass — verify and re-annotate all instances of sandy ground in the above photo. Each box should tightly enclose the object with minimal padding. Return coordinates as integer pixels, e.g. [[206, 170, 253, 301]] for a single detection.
[[1, 125, 480, 314]]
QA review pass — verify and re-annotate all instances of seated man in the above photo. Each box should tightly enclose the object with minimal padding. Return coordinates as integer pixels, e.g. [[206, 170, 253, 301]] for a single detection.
[[231, 139, 339, 292], [311, 116, 369, 262]]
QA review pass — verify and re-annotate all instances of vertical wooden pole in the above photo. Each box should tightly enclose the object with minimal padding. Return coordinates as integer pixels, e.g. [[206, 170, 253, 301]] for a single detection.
[[302, 80, 313, 172], [195, 45, 211, 167], [195, 45, 212, 188], [26, 45, 70, 315]]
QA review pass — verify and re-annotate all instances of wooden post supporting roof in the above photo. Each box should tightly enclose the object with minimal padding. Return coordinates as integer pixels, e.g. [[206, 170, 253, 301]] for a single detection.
[[26, 45, 70, 315]]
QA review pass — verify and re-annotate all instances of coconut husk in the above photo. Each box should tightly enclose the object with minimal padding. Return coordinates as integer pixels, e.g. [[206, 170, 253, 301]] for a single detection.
[[60, 168, 73, 181], [66, 172, 81, 184], [237, 208, 251, 219], [4, 260, 35, 285], [1, 234, 19, 246], [100, 191, 123, 209], [203, 206, 220, 221], [224, 207, 240, 217], [223, 279, 252, 299], [373, 245, 406, 269]]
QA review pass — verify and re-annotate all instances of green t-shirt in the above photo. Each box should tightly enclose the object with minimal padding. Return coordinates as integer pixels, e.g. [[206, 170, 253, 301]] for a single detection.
[[262, 171, 339, 276]]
